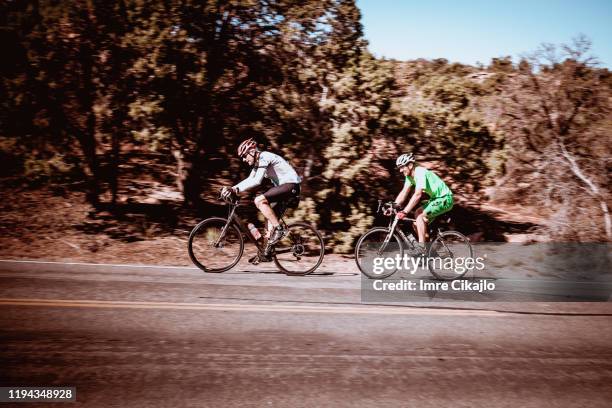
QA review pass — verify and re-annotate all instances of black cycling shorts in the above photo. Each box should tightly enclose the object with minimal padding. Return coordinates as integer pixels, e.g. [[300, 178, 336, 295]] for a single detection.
[[263, 183, 300, 203]]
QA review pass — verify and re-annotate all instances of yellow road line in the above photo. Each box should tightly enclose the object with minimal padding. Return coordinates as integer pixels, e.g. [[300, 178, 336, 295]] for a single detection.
[[0, 298, 505, 316]]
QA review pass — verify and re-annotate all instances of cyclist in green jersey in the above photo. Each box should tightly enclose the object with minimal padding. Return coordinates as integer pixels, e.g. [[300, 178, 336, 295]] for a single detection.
[[387, 153, 453, 244]]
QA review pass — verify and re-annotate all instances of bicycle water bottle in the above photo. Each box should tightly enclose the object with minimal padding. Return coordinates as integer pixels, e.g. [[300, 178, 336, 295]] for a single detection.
[[248, 223, 262, 241]]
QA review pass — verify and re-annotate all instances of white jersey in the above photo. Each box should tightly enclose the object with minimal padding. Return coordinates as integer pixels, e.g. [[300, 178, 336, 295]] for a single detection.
[[234, 151, 301, 193]]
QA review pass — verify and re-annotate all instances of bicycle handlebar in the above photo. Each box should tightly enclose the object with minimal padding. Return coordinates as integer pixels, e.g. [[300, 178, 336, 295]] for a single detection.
[[377, 200, 400, 215], [377, 200, 416, 221], [219, 192, 239, 205]]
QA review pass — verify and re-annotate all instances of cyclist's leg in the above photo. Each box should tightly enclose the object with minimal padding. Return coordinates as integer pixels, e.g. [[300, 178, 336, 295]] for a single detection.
[[265, 219, 273, 240], [414, 207, 428, 243], [264, 204, 284, 239], [254, 195, 280, 228], [423, 195, 453, 225], [421, 195, 453, 261], [257, 183, 298, 244], [255, 183, 296, 226]]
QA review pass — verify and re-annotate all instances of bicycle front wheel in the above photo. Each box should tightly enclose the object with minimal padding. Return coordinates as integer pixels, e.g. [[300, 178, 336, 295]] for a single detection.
[[427, 230, 473, 280], [188, 217, 244, 272], [273, 222, 325, 276], [355, 227, 404, 279]]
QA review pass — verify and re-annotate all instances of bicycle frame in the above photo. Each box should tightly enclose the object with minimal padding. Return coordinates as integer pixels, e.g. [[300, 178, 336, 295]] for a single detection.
[[216, 199, 293, 256], [379, 216, 418, 254], [375, 200, 415, 254], [377, 200, 451, 256]]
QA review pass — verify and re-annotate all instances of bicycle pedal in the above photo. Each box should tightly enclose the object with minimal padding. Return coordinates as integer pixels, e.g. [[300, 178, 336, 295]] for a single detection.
[[248, 255, 261, 265]]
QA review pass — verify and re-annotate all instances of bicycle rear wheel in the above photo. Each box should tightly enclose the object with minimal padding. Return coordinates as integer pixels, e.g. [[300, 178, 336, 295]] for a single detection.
[[427, 230, 473, 280], [355, 227, 404, 279], [188, 217, 244, 272], [273, 222, 325, 276]]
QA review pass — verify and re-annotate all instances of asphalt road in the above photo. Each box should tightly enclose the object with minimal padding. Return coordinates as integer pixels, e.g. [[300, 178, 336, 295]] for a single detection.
[[1, 259, 612, 407]]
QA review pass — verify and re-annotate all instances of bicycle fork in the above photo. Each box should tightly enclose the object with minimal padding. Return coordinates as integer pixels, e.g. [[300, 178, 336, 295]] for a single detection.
[[213, 208, 238, 247], [433, 229, 454, 259], [378, 218, 400, 255]]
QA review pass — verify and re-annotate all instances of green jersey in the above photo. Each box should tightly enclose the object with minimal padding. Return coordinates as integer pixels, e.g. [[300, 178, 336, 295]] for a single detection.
[[405, 166, 452, 198]]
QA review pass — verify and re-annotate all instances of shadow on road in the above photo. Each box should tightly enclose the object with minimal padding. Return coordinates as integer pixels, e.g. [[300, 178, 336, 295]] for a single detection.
[[227, 269, 357, 277]]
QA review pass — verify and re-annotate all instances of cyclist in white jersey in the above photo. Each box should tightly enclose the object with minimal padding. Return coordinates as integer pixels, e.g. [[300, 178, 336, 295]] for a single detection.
[[222, 138, 301, 245]]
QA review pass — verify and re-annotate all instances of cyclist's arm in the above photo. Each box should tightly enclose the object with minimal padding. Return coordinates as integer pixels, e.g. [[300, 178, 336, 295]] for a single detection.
[[394, 179, 412, 207], [403, 188, 423, 214], [233, 165, 266, 193], [402, 166, 426, 213]]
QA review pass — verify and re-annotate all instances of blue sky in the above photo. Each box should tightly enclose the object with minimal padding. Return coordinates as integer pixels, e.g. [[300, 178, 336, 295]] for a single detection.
[[356, 0, 612, 67]]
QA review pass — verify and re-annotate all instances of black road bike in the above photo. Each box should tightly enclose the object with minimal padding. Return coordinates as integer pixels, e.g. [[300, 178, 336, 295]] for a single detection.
[[355, 200, 473, 280], [188, 195, 325, 276]]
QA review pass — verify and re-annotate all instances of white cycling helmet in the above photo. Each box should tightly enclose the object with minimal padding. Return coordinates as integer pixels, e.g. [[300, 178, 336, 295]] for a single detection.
[[395, 153, 415, 168]]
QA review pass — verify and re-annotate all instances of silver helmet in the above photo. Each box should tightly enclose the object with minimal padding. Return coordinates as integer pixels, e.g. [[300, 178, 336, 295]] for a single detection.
[[395, 153, 415, 168]]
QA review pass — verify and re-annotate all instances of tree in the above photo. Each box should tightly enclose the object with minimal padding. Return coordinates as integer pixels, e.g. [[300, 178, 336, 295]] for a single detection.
[[394, 59, 500, 199], [316, 51, 402, 251], [499, 36, 611, 240], [2, 0, 135, 205], [120, 0, 368, 208]]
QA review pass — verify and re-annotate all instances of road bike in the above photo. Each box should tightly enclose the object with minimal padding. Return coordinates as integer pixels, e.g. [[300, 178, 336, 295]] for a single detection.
[[188, 194, 325, 276], [355, 200, 473, 280]]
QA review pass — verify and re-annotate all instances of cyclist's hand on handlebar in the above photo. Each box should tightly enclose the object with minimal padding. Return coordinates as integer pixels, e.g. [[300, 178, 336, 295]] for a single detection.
[[220, 186, 237, 201], [396, 210, 407, 220], [382, 202, 398, 216]]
